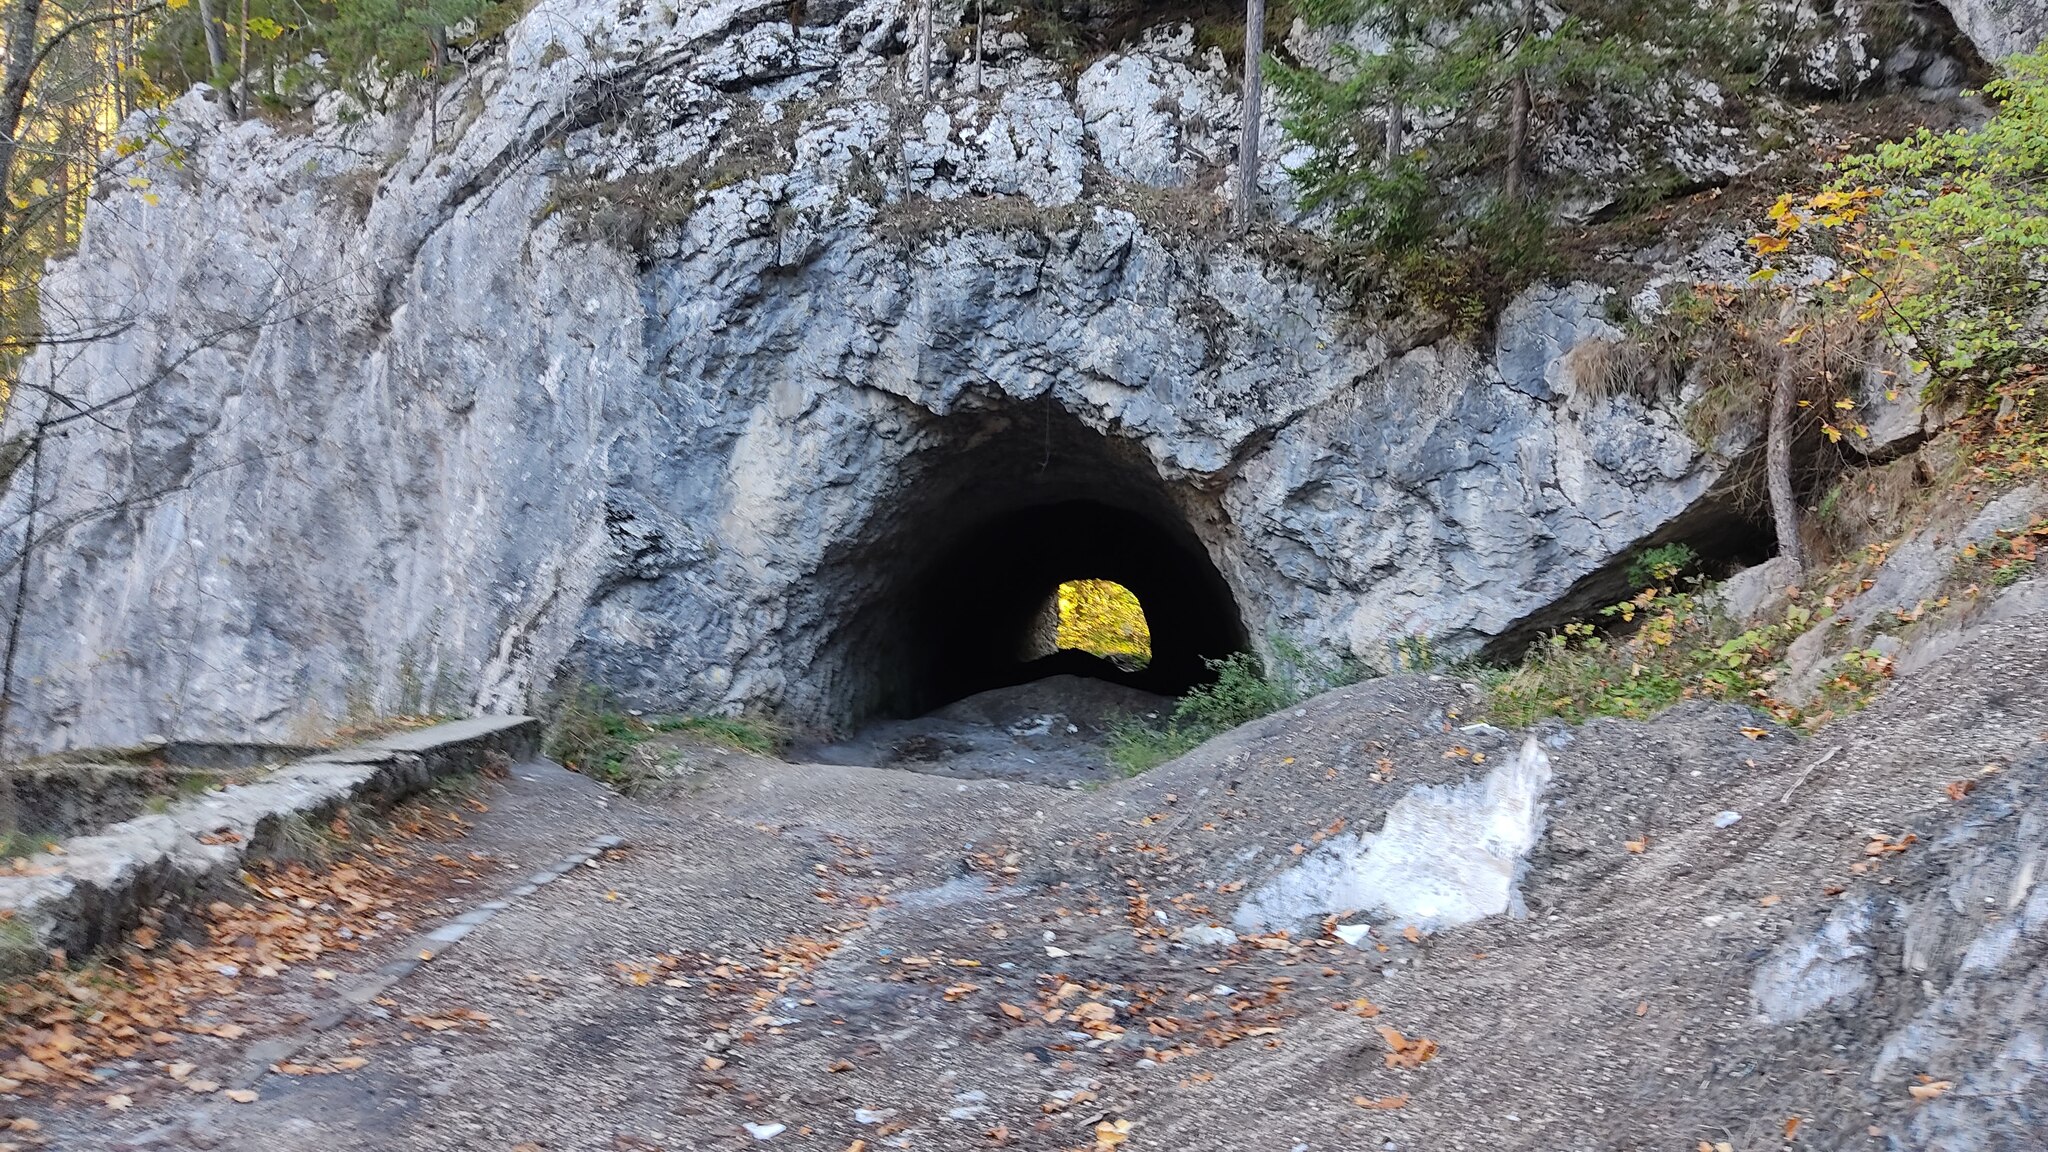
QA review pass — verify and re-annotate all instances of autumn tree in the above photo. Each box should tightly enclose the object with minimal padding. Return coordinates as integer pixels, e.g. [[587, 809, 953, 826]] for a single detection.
[[1747, 51, 2048, 563]]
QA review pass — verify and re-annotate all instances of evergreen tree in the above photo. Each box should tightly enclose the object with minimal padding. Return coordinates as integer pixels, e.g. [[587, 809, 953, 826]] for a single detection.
[[1272, 0, 1721, 252]]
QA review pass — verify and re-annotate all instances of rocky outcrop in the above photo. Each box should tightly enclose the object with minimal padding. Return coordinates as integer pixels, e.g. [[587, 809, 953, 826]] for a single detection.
[[1941, 0, 2048, 60], [0, 0, 1983, 751]]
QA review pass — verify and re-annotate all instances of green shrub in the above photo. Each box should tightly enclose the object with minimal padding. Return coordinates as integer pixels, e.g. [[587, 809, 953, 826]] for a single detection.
[[544, 685, 782, 790], [1625, 542, 1699, 590], [1487, 578, 1808, 727], [1107, 638, 1369, 775], [1173, 652, 1295, 732]]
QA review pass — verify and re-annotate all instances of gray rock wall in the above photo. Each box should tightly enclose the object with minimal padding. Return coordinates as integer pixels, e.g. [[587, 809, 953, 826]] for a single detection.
[[0, 0, 1824, 750]]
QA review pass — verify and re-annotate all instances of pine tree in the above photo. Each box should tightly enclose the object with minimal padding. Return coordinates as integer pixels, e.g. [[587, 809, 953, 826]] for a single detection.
[[1272, 0, 1721, 251]]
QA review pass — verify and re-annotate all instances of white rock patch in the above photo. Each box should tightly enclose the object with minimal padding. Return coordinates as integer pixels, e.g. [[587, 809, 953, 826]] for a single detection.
[[1234, 738, 1552, 934]]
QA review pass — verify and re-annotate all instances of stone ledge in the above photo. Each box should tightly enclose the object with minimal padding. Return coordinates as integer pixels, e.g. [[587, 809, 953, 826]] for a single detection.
[[0, 716, 540, 976]]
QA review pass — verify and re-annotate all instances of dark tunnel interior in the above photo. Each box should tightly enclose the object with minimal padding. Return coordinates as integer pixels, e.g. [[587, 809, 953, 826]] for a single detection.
[[907, 499, 1245, 706], [808, 401, 1251, 729]]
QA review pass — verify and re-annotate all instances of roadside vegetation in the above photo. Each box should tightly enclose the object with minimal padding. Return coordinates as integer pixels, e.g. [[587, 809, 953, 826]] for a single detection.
[[1487, 49, 2048, 731], [1106, 639, 1363, 775], [543, 685, 785, 794]]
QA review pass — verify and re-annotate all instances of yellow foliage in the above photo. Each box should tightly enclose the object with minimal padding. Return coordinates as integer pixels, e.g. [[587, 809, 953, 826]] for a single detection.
[[1055, 580, 1151, 664]]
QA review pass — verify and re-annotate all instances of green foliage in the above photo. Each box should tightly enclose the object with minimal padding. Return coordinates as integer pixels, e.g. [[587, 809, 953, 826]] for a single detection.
[[1832, 53, 2048, 379], [1106, 639, 1366, 776], [1055, 579, 1152, 666], [1487, 575, 1811, 727], [1271, 0, 1724, 317], [139, 0, 520, 114], [544, 685, 783, 792], [1105, 717, 1204, 777], [1752, 52, 2048, 389], [1172, 652, 1296, 733], [1625, 542, 1698, 590]]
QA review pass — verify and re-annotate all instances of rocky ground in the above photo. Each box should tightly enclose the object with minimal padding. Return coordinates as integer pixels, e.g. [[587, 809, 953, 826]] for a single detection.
[[790, 676, 1170, 786], [7, 584, 2044, 1152]]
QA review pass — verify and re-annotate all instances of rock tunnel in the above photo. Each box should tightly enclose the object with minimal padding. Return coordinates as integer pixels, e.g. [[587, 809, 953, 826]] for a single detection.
[[806, 400, 1250, 729]]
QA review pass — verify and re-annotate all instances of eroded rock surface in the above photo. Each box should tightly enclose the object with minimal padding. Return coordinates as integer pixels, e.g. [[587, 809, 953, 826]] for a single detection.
[[0, 0, 1987, 751]]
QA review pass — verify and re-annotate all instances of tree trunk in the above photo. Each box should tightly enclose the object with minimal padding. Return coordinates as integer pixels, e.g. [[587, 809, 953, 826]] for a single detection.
[[1382, 5, 1405, 168], [920, 0, 933, 101], [1235, 0, 1264, 235], [0, 0, 45, 245], [1768, 324, 1806, 568], [0, 419, 45, 754], [236, 0, 249, 120], [194, 0, 229, 113], [1503, 0, 1535, 202]]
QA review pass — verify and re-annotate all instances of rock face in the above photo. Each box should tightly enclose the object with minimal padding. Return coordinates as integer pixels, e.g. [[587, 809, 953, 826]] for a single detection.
[[0, 0, 1967, 751], [1752, 744, 2048, 1148], [1940, 0, 2048, 60]]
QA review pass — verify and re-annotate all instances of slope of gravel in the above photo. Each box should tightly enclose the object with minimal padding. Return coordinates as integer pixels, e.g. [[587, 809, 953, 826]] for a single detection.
[[34, 592, 2048, 1152]]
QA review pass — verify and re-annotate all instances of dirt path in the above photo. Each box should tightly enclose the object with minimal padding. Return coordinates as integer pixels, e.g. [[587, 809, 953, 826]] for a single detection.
[[18, 615, 2048, 1152]]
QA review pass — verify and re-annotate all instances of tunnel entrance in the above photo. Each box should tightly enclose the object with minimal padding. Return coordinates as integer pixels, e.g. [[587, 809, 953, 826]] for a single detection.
[[803, 400, 1250, 730]]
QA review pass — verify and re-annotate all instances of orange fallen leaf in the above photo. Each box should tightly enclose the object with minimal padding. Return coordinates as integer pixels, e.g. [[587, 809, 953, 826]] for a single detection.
[[1401, 925, 1422, 944], [1353, 1094, 1410, 1109], [1094, 1119, 1132, 1148], [1909, 1080, 1953, 1101], [1376, 1025, 1439, 1068], [1740, 726, 1769, 740], [1785, 1115, 1803, 1138], [224, 1089, 258, 1103], [1945, 780, 1976, 802], [997, 1003, 1026, 1022], [1759, 894, 1782, 907], [1624, 836, 1649, 854]]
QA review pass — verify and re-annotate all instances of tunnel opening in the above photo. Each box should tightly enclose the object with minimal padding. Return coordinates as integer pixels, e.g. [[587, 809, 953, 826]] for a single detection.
[[803, 400, 1250, 731], [1047, 579, 1152, 667]]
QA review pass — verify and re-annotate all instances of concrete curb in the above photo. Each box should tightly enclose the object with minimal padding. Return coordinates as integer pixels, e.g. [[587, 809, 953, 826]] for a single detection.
[[0, 716, 541, 976]]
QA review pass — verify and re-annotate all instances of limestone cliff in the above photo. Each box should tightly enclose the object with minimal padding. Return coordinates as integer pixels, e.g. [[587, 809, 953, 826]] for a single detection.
[[0, 0, 2017, 749]]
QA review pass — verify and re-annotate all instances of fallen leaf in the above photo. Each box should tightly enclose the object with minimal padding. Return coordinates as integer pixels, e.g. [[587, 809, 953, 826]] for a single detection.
[[1624, 836, 1649, 854], [106, 1094, 133, 1110], [333, 1056, 369, 1072], [1635, 1001, 1649, 1017], [1401, 925, 1422, 943], [1786, 1115, 1803, 1138], [702, 1056, 727, 1072], [1353, 1094, 1410, 1109], [225, 1089, 259, 1103], [1740, 726, 1769, 740], [1945, 780, 1976, 802], [1375, 1025, 1439, 1068], [1909, 1080, 1953, 1102], [997, 1003, 1026, 1022], [1093, 1118, 1132, 1149], [826, 1060, 855, 1073], [1759, 894, 1782, 907], [187, 1079, 220, 1094]]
